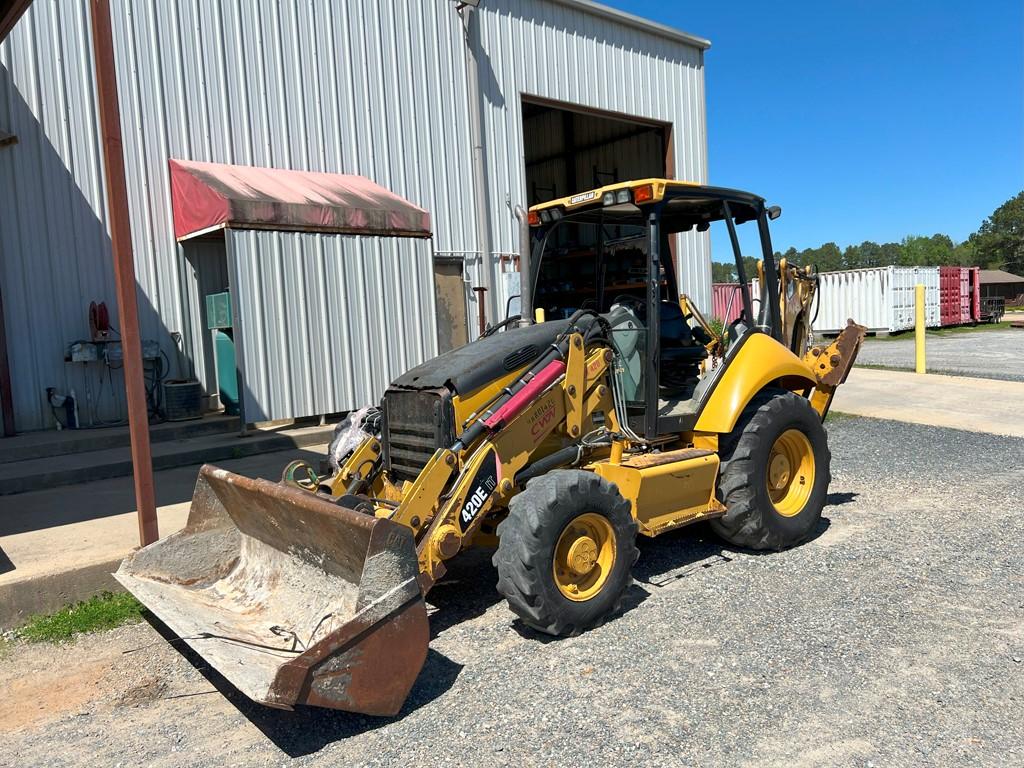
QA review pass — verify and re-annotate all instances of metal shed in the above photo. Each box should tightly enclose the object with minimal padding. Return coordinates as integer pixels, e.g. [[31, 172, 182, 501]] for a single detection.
[[169, 160, 438, 424], [0, 0, 710, 431]]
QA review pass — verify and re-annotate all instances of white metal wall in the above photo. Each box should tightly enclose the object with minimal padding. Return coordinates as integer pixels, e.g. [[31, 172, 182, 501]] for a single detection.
[[476, 0, 711, 312], [228, 230, 438, 423], [0, 0, 708, 430]]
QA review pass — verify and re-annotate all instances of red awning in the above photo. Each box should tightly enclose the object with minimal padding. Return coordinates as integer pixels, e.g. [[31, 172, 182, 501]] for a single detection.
[[169, 159, 431, 241]]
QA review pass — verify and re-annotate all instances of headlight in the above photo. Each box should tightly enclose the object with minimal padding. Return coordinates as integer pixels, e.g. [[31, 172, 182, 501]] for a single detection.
[[615, 189, 630, 204], [550, 208, 563, 220], [602, 191, 615, 206], [539, 210, 551, 223]]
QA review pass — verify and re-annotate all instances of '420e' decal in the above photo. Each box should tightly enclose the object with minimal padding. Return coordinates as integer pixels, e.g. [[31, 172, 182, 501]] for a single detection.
[[458, 449, 498, 533]]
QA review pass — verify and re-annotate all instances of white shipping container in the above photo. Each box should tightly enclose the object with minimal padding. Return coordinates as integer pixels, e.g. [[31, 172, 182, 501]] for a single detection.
[[813, 266, 940, 334], [753, 266, 940, 335]]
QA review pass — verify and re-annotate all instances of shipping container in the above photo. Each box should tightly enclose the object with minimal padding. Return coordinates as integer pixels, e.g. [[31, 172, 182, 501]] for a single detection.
[[939, 266, 972, 326], [811, 266, 940, 334], [711, 283, 745, 325]]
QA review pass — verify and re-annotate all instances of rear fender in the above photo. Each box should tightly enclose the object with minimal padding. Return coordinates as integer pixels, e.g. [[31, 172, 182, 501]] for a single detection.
[[694, 332, 816, 435]]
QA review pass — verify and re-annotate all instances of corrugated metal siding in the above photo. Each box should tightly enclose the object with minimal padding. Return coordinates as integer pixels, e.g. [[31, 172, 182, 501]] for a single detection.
[[0, 0, 707, 430], [228, 230, 438, 422], [0, 0, 121, 431], [812, 266, 941, 334], [711, 283, 747, 325]]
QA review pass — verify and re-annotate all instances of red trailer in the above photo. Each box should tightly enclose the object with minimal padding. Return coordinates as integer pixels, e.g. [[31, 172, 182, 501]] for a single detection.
[[969, 266, 981, 322], [940, 266, 958, 326], [712, 283, 745, 325], [958, 267, 971, 323], [939, 266, 972, 326]]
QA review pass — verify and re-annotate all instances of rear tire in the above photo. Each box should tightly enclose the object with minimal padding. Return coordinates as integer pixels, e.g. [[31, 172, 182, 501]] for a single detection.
[[710, 389, 830, 550], [493, 470, 638, 637]]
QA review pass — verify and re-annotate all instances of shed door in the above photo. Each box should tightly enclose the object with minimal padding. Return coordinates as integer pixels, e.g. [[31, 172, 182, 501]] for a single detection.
[[434, 256, 469, 353]]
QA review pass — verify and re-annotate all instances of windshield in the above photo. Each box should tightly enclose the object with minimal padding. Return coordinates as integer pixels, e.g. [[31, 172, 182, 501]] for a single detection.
[[532, 211, 676, 320]]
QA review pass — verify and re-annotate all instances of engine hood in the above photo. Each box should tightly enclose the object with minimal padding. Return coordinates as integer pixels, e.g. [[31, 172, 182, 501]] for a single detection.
[[392, 320, 576, 396]]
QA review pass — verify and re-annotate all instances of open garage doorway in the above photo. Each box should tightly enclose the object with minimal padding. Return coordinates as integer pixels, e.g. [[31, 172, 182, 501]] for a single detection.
[[521, 98, 671, 206]]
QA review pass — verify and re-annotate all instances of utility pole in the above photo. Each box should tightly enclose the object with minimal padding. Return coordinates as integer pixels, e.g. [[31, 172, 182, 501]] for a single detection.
[[90, 0, 158, 545]]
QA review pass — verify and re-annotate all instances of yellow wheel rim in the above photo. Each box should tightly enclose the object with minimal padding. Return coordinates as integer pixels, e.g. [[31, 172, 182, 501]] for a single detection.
[[552, 513, 616, 602], [766, 429, 815, 517]]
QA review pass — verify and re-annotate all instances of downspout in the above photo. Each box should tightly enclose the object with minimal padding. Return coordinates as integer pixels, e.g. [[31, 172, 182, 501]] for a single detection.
[[513, 205, 532, 324], [457, 2, 496, 331]]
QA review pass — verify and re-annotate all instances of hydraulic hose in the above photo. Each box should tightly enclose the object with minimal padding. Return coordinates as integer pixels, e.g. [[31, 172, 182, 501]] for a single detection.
[[450, 308, 602, 452]]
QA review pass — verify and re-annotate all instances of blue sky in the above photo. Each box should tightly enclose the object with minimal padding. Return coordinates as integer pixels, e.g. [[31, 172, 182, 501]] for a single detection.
[[603, 1, 1023, 254]]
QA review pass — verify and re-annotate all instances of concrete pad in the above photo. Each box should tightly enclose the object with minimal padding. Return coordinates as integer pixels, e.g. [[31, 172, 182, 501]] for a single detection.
[[831, 367, 1024, 437], [0, 444, 327, 627]]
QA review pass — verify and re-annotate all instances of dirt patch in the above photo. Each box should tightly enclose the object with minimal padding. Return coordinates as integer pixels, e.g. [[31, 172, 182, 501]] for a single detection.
[[0, 657, 111, 734], [0, 625, 183, 735], [115, 675, 169, 708]]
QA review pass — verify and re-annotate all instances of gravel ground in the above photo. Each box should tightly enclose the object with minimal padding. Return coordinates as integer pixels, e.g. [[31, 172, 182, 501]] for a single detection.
[[2, 416, 1023, 767], [855, 328, 1024, 381]]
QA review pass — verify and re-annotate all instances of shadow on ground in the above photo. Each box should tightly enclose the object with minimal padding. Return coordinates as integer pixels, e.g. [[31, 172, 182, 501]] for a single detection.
[[140, 506, 848, 756], [143, 612, 463, 758], [0, 447, 326, 537]]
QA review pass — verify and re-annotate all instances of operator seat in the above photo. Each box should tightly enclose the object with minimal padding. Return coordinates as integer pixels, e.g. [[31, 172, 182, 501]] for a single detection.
[[658, 301, 707, 393]]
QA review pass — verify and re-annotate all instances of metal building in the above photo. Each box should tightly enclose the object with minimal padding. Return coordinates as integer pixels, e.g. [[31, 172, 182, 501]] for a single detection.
[[0, 0, 710, 433]]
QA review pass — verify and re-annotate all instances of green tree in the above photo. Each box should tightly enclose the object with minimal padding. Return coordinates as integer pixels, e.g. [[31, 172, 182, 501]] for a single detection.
[[711, 261, 737, 283], [967, 191, 1024, 273], [900, 234, 956, 266]]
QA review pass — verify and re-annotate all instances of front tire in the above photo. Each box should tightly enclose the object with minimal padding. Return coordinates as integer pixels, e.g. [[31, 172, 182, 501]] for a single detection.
[[493, 470, 638, 636], [710, 389, 830, 550]]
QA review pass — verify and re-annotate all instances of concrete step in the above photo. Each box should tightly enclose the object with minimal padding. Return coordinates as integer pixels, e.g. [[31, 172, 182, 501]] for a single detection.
[[0, 415, 240, 465], [0, 443, 330, 628], [0, 423, 334, 496]]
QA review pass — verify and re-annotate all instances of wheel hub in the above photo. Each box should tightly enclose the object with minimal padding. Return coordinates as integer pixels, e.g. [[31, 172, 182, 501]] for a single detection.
[[766, 428, 815, 518], [552, 513, 617, 602], [768, 453, 791, 489], [565, 535, 598, 575]]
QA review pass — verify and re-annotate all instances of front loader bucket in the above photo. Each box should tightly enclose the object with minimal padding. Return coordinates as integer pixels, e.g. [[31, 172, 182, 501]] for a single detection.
[[115, 465, 428, 716]]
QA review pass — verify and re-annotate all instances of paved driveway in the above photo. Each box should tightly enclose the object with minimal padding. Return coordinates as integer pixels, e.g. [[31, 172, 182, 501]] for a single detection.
[[855, 328, 1024, 381]]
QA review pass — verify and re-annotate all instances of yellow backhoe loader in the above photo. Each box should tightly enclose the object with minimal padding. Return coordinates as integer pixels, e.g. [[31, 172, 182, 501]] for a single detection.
[[116, 180, 865, 717]]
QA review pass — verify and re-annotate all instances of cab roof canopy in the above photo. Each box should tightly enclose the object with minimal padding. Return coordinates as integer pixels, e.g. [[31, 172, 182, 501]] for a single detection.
[[530, 178, 766, 233]]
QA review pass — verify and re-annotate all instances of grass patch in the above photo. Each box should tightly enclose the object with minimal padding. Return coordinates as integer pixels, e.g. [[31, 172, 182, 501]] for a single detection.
[[17, 591, 143, 644]]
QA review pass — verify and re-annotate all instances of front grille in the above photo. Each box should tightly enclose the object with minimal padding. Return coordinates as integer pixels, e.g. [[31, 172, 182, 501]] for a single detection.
[[382, 387, 455, 485]]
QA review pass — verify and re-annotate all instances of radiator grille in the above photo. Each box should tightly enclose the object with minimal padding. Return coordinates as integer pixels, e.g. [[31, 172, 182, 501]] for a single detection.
[[383, 388, 454, 485]]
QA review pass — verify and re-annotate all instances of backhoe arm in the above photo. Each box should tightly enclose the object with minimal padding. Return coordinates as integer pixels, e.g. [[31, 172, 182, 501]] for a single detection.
[[803, 320, 867, 418]]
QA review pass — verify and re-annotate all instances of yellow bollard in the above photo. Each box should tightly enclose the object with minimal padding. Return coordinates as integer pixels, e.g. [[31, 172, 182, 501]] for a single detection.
[[915, 283, 926, 373]]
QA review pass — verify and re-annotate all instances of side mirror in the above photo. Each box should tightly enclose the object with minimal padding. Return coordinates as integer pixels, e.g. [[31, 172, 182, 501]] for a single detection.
[[767, 205, 782, 221]]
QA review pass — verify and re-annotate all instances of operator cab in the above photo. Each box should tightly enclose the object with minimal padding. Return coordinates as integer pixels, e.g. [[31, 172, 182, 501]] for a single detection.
[[528, 180, 781, 441]]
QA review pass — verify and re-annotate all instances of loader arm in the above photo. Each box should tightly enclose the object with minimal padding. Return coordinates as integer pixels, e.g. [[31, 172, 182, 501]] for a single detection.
[[389, 333, 614, 590]]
